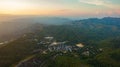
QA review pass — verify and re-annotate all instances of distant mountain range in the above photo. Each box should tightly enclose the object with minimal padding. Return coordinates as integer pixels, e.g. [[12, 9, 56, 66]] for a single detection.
[[0, 15, 71, 25], [72, 17, 120, 26], [0, 16, 120, 42]]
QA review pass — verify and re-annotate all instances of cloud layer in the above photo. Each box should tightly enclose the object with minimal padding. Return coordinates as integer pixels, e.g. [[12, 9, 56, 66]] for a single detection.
[[79, 0, 119, 8]]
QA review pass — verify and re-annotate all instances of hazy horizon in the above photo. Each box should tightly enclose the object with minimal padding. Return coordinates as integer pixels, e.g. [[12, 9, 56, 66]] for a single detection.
[[0, 0, 120, 18], [0, 14, 120, 20]]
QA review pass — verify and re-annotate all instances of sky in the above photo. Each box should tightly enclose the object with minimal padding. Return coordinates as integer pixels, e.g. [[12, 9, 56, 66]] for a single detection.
[[0, 0, 120, 18]]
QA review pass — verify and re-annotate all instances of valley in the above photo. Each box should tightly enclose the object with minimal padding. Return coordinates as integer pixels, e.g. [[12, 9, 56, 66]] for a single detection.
[[0, 17, 120, 67]]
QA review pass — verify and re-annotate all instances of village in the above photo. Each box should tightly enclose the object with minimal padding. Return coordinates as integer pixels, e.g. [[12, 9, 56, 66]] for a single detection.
[[15, 35, 103, 67], [34, 36, 103, 57]]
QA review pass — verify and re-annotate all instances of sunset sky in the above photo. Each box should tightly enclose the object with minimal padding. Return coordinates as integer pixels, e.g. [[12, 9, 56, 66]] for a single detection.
[[0, 0, 120, 18]]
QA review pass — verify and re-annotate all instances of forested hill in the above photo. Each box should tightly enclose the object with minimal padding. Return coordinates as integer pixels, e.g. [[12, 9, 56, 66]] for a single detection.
[[0, 17, 120, 67], [72, 17, 120, 26]]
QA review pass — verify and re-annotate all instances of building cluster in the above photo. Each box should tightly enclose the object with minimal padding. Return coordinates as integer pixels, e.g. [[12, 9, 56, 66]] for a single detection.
[[48, 41, 72, 52], [42, 36, 73, 53], [35, 36, 102, 56]]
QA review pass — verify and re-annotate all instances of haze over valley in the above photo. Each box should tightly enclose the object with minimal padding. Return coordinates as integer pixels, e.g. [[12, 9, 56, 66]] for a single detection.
[[0, 0, 120, 67]]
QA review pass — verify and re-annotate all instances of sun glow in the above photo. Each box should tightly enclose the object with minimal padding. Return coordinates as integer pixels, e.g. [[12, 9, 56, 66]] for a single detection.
[[0, 0, 28, 11]]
